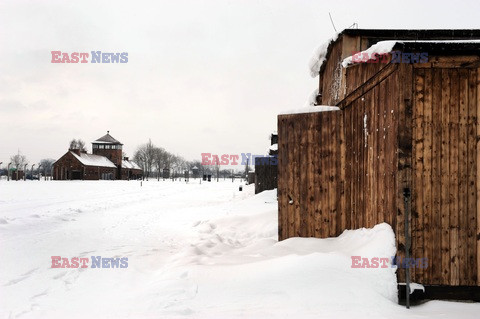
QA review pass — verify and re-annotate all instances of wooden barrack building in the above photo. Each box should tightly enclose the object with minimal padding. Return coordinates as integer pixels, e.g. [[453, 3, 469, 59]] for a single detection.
[[277, 29, 480, 295]]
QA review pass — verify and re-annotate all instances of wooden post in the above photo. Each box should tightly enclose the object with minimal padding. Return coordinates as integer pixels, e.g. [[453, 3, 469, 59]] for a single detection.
[[396, 64, 413, 283], [404, 188, 411, 309], [477, 67, 480, 286]]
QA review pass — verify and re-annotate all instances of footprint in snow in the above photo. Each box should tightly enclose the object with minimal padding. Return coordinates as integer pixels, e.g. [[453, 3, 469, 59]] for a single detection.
[[31, 290, 49, 300], [192, 221, 201, 227], [79, 250, 95, 256], [4, 276, 28, 286], [3, 268, 39, 286], [21, 268, 39, 277], [52, 271, 68, 280], [178, 308, 193, 315]]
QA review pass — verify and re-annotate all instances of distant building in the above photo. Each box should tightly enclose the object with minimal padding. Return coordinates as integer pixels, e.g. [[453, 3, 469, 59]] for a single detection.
[[254, 132, 278, 194], [9, 169, 25, 181], [53, 132, 142, 180], [191, 166, 199, 178]]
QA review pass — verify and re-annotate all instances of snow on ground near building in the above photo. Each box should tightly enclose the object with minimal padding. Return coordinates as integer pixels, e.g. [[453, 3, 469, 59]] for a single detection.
[[0, 181, 479, 318]]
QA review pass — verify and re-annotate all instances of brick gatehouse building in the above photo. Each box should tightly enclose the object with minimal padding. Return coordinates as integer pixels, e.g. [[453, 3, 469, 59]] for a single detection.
[[53, 132, 142, 180]]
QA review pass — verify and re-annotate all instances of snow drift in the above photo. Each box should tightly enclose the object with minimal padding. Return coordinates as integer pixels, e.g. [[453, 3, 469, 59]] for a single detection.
[[1, 181, 479, 318]]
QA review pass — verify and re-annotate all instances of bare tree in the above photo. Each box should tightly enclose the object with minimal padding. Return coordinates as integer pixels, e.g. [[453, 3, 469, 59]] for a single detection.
[[10, 151, 28, 180], [214, 162, 220, 181], [10, 152, 28, 169], [69, 139, 87, 152], [220, 168, 230, 180], [39, 158, 55, 176], [190, 160, 202, 170], [133, 140, 190, 181], [153, 147, 167, 180], [133, 139, 156, 179], [133, 146, 147, 178]]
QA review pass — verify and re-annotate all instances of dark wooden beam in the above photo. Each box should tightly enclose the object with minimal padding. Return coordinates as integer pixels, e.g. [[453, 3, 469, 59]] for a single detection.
[[336, 62, 399, 110]]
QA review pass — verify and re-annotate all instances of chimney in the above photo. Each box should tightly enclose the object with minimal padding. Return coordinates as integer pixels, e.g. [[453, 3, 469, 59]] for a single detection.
[[70, 148, 81, 156]]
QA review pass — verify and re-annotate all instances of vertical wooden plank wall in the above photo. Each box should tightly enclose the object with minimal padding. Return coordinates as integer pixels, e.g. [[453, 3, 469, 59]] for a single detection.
[[477, 68, 480, 287], [342, 69, 400, 231], [411, 67, 478, 286], [321, 39, 345, 106], [254, 157, 277, 194], [278, 63, 480, 287], [278, 110, 344, 239], [278, 66, 400, 240]]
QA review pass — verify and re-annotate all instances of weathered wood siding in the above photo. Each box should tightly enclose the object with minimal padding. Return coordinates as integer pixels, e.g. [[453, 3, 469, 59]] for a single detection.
[[278, 110, 344, 238], [411, 66, 479, 286], [278, 59, 480, 286], [279, 63, 401, 235], [320, 38, 344, 106], [343, 63, 400, 231], [342, 62, 405, 284], [254, 157, 277, 194]]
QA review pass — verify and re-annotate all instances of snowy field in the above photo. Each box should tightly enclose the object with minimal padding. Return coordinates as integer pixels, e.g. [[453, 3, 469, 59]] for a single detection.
[[0, 180, 479, 318]]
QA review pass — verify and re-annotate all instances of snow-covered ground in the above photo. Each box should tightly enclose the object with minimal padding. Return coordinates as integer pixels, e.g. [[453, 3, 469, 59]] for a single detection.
[[0, 180, 479, 318]]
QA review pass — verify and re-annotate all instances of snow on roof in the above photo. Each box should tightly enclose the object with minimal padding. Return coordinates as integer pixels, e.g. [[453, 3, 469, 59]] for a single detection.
[[279, 105, 340, 116], [305, 87, 320, 107], [91, 140, 119, 144], [70, 151, 117, 168], [403, 39, 480, 43], [122, 159, 141, 170], [342, 40, 397, 68], [341, 39, 480, 68], [93, 132, 122, 144], [308, 33, 338, 78]]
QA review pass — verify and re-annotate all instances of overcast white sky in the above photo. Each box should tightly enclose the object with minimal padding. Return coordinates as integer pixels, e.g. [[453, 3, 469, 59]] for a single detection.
[[1, 0, 480, 165]]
